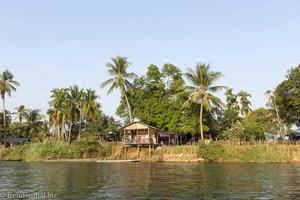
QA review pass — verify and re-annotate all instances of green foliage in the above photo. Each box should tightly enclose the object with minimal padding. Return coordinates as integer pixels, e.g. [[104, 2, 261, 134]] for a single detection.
[[198, 141, 225, 161], [117, 64, 195, 134], [242, 144, 291, 162], [248, 108, 277, 134], [180, 63, 225, 140], [0, 69, 20, 128], [5, 139, 73, 161], [243, 121, 265, 141], [274, 65, 300, 126], [238, 91, 252, 118], [0, 112, 10, 137], [47, 85, 115, 143], [197, 141, 294, 162], [4, 137, 111, 161], [73, 140, 101, 158], [73, 134, 101, 158], [219, 120, 265, 142], [219, 122, 244, 141], [101, 56, 137, 123], [219, 109, 241, 131]]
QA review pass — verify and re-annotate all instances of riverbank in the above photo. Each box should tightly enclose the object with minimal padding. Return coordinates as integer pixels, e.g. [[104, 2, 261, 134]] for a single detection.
[[0, 140, 200, 162], [1, 140, 300, 163]]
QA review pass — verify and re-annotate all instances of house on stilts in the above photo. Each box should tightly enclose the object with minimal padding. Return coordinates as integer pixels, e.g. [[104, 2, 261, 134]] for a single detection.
[[120, 122, 180, 146]]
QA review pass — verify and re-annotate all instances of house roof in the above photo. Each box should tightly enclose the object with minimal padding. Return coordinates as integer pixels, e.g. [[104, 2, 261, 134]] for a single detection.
[[120, 122, 159, 131], [4, 136, 29, 144], [291, 130, 300, 137]]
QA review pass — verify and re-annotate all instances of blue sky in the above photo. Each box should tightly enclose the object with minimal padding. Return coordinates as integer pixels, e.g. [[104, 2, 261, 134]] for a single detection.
[[0, 0, 299, 120]]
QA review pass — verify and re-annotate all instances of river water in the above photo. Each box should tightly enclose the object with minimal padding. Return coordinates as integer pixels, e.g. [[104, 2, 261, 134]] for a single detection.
[[0, 162, 300, 199]]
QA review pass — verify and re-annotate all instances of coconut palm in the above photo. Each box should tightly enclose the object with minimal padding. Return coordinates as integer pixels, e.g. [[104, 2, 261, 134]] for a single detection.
[[180, 63, 225, 140], [23, 109, 44, 137], [67, 85, 84, 141], [265, 90, 283, 133], [0, 69, 20, 127], [225, 88, 240, 112], [238, 91, 252, 118], [101, 56, 137, 123], [15, 105, 26, 123], [82, 89, 100, 121], [47, 88, 68, 141]]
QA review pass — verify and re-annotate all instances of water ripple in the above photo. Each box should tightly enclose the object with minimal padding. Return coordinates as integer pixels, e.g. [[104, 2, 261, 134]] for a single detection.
[[1, 162, 300, 199]]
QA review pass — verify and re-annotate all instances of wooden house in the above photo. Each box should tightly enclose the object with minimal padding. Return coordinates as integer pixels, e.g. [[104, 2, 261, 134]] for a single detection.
[[121, 122, 180, 146], [121, 122, 159, 146]]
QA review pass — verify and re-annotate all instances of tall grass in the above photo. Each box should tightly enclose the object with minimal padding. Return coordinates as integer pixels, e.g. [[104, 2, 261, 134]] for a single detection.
[[3, 140, 300, 163], [5, 139, 74, 161], [198, 141, 298, 162]]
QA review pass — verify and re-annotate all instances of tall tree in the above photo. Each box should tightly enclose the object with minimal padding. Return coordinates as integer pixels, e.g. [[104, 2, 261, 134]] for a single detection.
[[274, 65, 300, 126], [67, 85, 84, 141], [82, 89, 100, 122], [180, 63, 225, 140], [15, 105, 26, 123], [238, 91, 252, 118], [101, 56, 137, 123], [265, 90, 283, 132], [118, 64, 188, 133], [47, 88, 67, 141], [23, 109, 44, 137], [0, 69, 20, 127], [225, 88, 239, 112]]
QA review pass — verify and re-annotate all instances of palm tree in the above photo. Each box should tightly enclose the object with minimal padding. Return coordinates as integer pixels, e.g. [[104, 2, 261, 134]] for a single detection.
[[180, 63, 225, 140], [0, 69, 20, 127], [82, 89, 100, 122], [67, 85, 84, 141], [225, 88, 239, 112], [265, 90, 283, 134], [15, 105, 26, 123], [47, 88, 67, 141], [238, 91, 252, 118], [101, 56, 137, 123], [23, 109, 44, 137]]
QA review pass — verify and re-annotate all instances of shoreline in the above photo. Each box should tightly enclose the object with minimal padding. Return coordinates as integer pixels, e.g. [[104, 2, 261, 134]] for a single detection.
[[3, 142, 300, 163], [2, 158, 300, 164]]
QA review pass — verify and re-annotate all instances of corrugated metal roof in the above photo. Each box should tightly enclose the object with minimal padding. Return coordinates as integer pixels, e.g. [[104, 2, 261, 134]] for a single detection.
[[4, 136, 29, 144]]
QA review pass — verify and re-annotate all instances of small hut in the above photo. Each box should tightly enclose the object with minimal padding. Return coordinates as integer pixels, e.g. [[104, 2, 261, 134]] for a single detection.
[[121, 122, 160, 146], [159, 131, 180, 145], [3, 136, 29, 148]]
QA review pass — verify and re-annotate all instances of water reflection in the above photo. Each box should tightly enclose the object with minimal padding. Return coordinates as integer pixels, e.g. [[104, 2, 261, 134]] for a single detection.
[[1, 162, 300, 199]]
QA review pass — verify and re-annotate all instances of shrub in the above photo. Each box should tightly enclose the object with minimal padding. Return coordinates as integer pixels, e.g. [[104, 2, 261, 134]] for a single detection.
[[73, 140, 102, 158], [218, 122, 244, 141], [4, 139, 73, 161], [219, 121, 265, 142], [198, 141, 225, 161]]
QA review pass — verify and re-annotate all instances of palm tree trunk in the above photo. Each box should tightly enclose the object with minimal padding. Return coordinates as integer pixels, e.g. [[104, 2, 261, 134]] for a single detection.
[[68, 123, 72, 144], [274, 104, 283, 136], [62, 121, 67, 142], [200, 103, 204, 140], [78, 112, 82, 141], [58, 125, 61, 141], [124, 92, 132, 123], [2, 97, 6, 128]]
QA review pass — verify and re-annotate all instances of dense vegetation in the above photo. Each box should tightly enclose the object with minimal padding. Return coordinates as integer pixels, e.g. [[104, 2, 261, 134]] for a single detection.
[[1, 60, 300, 162]]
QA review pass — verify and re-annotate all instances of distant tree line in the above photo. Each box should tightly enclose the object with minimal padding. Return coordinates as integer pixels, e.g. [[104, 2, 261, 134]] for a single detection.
[[1, 62, 300, 143]]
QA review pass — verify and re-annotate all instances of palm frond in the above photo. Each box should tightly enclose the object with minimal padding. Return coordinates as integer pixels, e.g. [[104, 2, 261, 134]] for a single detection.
[[101, 78, 115, 88]]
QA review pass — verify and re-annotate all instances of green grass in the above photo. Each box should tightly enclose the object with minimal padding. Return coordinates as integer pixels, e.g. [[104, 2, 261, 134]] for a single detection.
[[5, 139, 75, 161], [198, 141, 297, 162]]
